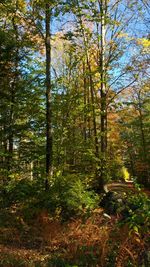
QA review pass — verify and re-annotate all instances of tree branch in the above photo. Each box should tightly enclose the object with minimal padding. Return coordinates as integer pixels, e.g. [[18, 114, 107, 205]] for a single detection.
[[107, 79, 137, 106]]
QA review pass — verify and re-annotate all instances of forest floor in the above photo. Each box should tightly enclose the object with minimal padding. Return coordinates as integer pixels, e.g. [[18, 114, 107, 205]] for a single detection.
[[0, 184, 150, 267]]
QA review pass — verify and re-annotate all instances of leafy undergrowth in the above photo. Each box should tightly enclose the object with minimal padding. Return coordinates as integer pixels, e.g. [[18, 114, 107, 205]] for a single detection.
[[0, 178, 149, 266], [0, 202, 150, 267]]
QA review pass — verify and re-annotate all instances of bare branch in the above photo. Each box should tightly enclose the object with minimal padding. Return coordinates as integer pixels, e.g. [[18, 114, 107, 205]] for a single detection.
[[107, 72, 127, 90], [107, 79, 137, 106]]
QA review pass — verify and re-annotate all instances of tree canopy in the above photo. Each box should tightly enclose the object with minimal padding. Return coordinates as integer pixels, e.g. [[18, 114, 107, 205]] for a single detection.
[[0, 1, 150, 266], [0, 0, 149, 189]]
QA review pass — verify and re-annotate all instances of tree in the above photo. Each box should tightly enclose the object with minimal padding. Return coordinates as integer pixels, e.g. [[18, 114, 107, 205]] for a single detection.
[[0, 0, 46, 181], [118, 82, 150, 187], [45, 2, 53, 189], [0, 0, 149, 191], [62, 0, 142, 190]]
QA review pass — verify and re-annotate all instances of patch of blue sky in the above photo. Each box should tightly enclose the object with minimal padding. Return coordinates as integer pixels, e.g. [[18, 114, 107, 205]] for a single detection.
[[23, 0, 149, 95]]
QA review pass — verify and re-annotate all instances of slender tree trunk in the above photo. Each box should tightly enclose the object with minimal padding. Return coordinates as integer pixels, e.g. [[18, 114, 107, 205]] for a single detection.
[[76, 0, 98, 157], [138, 102, 149, 186], [45, 3, 52, 190], [2, 125, 8, 179], [87, 63, 99, 158], [83, 62, 87, 141], [99, 0, 107, 190], [87, 82, 91, 138], [8, 84, 15, 171], [8, 4, 19, 172], [138, 107, 146, 161]]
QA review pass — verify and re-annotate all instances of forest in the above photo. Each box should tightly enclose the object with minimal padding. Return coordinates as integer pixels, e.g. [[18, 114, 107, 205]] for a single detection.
[[0, 0, 150, 266]]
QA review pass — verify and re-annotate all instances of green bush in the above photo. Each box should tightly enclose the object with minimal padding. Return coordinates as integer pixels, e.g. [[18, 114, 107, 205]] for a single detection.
[[122, 192, 150, 234], [17, 174, 99, 221], [51, 174, 99, 219], [0, 179, 41, 207]]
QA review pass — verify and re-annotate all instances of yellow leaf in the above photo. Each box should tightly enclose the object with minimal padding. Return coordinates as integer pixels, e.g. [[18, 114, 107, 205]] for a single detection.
[[137, 38, 150, 47]]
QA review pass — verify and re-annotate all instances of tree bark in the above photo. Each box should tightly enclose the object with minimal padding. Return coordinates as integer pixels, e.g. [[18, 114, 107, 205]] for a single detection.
[[83, 62, 87, 141], [76, 0, 99, 157], [99, 0, 107, 190], [7, 3, 19, 172], [87, 62, 99, 158], [45, 3, 53, 190]]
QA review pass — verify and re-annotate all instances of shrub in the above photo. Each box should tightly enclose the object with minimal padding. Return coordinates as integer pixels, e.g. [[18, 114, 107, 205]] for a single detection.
[[128, 193, 150, 233], [26, 174, 99, 220], [19, 174, 99, 221], [52, 174, 99, 219], [121, 192, 150, 234], [0, 179, 42, 207]]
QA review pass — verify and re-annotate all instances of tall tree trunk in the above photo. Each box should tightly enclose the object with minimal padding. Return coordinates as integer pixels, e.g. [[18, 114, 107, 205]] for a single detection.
[[8, 84, 15, 171], [45, 3, 52, 190], [137, 95, 149, 186], [83, 62, 87, 142], [87, 81, 91, 138], [76, 0, 98, 157], [99, 0, 107, 190], [8, 3, 19, 172], [138, 104, 146, 162], [87, 62, 99, 158]]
